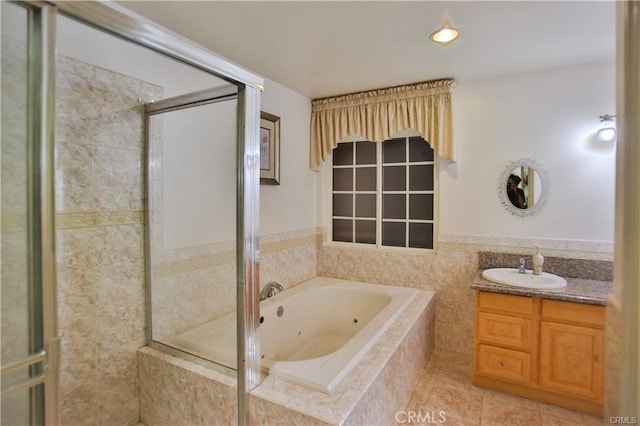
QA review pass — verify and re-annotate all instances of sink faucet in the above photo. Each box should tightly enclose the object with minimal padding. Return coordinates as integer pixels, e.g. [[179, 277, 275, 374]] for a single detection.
[[260, 281, 283, 301], [518, 258, 526, 274]]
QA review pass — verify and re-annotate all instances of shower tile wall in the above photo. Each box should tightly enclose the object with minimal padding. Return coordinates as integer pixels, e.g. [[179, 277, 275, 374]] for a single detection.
[[55, 55, 160, 425], [55, 53, 317, 423]]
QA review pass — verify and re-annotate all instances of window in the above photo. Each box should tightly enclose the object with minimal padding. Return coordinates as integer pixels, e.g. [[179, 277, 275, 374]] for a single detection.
[[331, 136, 436, 249]]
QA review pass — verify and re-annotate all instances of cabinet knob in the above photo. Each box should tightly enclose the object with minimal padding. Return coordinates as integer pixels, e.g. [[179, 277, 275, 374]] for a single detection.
[[499, 361, 505, 367], [594, 355, 600, 362]]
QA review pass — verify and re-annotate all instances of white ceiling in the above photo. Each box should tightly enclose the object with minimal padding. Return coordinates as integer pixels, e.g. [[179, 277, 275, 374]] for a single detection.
[[118, 1, 616, 99]]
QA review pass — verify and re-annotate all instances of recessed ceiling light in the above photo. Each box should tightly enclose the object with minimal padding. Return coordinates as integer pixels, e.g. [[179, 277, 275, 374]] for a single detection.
[[430, 19, 460, 45]]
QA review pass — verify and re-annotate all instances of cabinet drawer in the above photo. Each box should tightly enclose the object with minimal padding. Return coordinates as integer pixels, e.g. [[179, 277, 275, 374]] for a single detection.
[[477, 344, 531, 384], [477, 291, 533, 315], [477, 312, 531, 350], [541, 299, 605, 327]]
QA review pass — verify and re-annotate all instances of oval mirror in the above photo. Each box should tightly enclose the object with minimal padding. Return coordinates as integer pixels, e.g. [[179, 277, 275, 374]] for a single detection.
[[498, 159, 549, 217]]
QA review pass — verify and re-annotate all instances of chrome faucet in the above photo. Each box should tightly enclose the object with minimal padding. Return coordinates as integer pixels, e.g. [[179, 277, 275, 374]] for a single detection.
[[518, 258, 527, 274], [260, 281, 283, 301]]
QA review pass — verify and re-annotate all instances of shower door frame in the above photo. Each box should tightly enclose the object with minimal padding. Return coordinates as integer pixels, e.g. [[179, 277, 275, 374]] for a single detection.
[[1, 2, 57, 425], [20, 1, 264, 425]]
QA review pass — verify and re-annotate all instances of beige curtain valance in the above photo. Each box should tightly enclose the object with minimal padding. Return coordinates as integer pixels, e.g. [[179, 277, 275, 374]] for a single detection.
[[310, 79, 455, 168]]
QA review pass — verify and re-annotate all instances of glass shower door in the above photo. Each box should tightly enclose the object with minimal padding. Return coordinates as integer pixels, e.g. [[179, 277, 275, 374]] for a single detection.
[[146, 85, 241, 361], [145, 83, 261, 424], [1, 2, 57, 425]]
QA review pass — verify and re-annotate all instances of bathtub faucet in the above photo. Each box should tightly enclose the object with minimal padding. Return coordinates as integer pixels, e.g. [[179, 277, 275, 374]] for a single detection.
[[260, 281, 283, 301]]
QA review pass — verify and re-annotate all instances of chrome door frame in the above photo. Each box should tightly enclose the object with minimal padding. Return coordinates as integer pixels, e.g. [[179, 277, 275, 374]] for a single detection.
[[47, 1, 263, 92], [37, 6, 59, 426], [0, 2, 58, 425]]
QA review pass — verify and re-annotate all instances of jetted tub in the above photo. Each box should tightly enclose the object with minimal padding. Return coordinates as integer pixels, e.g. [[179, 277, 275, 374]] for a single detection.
[[168, 277, 418, 393]]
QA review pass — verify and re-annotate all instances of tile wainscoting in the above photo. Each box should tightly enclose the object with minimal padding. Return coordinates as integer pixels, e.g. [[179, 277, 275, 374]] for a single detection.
[[318, 233, 614, 356]]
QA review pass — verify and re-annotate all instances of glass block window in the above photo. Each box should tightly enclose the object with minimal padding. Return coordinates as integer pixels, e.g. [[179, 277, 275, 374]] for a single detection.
[[331, 136, 436, 249]]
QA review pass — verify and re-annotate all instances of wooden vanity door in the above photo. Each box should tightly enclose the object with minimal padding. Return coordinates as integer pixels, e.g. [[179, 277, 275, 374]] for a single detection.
[[538, 321, 604, 401]]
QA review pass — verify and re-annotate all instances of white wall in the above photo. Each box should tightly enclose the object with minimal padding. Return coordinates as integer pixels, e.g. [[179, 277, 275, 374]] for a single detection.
[[160, 76, 317, 244], [260, 79, 317, 236], [440, 60, 616, 242], [160, 100, 238, 249]]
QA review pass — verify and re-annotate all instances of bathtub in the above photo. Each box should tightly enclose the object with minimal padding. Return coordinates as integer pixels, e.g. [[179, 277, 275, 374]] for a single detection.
[[168, 276, 418, 393]]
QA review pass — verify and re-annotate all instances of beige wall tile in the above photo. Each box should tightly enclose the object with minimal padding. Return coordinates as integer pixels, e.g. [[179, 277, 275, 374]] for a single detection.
[[92, 146, 143, 211], [138, 349, 238, 425], [55, 141, 95, 212], [55, 54, 159, 426], [319, 245, 478, 354]]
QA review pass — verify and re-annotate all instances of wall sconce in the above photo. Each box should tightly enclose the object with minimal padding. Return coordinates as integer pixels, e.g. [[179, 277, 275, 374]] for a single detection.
[[597, 114, 617, 143], [430, 19, 460, 45]]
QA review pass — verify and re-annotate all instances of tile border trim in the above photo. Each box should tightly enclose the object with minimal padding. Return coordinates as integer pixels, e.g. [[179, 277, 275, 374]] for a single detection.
[[438, 233, 613, 260], [153, 228, 321, 278], [56, 210, 144, 229]]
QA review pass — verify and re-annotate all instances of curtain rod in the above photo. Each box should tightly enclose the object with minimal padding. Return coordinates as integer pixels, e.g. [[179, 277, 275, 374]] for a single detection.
[[312, 77, 455, 102]]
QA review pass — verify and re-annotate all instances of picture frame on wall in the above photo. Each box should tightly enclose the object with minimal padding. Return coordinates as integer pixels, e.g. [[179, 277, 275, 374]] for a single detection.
[[260, 111, 280, 185]]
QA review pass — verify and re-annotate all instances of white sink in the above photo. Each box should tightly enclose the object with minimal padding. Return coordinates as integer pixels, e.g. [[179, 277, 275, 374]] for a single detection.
[[482, 268, 567, 290]]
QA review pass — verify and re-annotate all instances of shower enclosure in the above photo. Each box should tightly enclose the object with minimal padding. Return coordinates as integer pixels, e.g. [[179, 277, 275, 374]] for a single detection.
[[1, 1, 262, 424]]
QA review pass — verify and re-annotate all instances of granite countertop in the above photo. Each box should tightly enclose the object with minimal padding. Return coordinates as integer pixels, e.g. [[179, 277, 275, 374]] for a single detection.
[[471, 273, 613, 306]]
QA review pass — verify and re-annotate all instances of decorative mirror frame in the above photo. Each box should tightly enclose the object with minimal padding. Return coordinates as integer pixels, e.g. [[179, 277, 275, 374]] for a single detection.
[[498, 158, 549, 217]]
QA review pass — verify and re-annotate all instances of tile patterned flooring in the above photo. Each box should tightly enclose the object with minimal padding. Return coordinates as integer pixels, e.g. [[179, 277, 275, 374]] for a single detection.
[[403, 349, 603, 426]]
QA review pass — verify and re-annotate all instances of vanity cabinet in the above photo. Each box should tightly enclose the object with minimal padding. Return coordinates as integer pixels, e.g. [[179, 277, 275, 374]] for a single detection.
[[473, 291, 605, 416]]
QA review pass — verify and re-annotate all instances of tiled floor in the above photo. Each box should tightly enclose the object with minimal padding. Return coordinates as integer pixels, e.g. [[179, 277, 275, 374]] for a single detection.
[[403, 349, 603, 426]]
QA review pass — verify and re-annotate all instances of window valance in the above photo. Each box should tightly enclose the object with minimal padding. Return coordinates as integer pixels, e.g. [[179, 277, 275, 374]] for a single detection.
[[310, 79, 455, 168]]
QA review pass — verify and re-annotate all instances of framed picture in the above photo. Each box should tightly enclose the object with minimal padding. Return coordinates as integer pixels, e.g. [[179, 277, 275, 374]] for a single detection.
[[260, 111, 280, 185]]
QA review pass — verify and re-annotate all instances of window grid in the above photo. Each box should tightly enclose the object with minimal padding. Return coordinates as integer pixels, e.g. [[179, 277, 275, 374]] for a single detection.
[[332, 137, 435, 249], [381, 138, 435, 249], [375, 141, 383, 248], [351, 146, 355, 241], [330, 141, 378, 244]]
